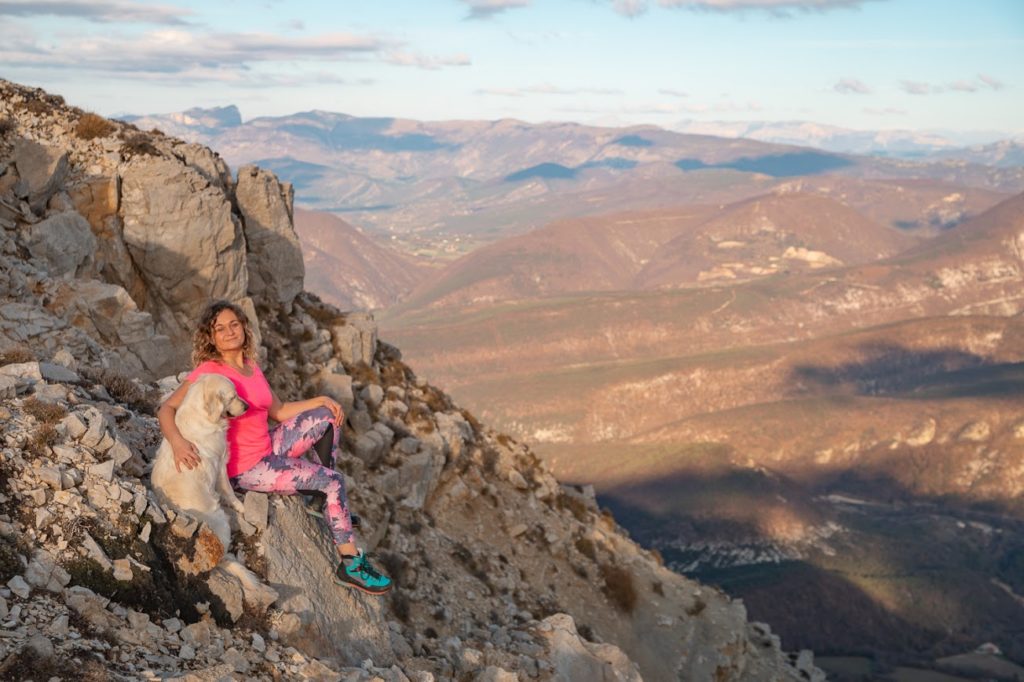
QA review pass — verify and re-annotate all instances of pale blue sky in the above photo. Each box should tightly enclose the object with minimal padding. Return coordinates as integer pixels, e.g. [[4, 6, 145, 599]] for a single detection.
[[1, 0, 1021, 135]]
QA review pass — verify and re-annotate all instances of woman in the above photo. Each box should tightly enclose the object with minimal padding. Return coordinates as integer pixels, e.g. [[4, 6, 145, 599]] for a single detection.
[[157, 300, 392, 595]]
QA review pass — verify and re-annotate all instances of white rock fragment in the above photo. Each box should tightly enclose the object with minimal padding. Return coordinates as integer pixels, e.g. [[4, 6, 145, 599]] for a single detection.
[[7, 575, 31, 599]]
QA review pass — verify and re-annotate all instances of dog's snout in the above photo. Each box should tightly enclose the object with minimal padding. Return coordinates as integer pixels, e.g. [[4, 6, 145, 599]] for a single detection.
[[228, 396, 249, 417]]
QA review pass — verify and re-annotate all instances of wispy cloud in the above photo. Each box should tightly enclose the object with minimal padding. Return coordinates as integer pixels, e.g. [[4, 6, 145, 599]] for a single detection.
[[833, 77, 871, 94], [947, 79, 977, 92], [460, 0, 530, 20], [899, 74, 1005, 96], [611, 0, 649, 17], [476, 84, 623, 96], [863, 106, 906, 115], [0, 0, 191, 25], [385, 50, 471, 69], [657, 0, 877, 16], [0, 28, 469, 81], [659, 88, 690, 97], [978, 73, 1004, 90], [899, 80, 937, 95]]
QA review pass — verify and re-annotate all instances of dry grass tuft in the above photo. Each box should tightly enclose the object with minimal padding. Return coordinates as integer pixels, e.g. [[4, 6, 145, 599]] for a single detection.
[[119, 132, 161, 158], [75, 112, 116, 140], [27, 423, 59, 457], [22, 396, 67, 424], [0, 347, 35, 365], [80, 367, 159, 414], [574, 537, 598, 562], [600, 563, 638, 613]]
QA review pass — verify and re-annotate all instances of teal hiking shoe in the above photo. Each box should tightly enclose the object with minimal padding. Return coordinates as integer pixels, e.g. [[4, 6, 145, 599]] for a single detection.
[[334, 550, 392, 595]]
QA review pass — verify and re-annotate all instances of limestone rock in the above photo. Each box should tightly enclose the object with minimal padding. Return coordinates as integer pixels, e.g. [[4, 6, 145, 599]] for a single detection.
[[244, 491, 269, 532], [25, 211, 96, 277], [54, 279, 176, 377], [64, 585, 122, 633], [535, 614, 641, 682], [380, 451, 446, 510], [24, 549, 70, 593], [119, 154, 249, 347], [332, 313, 378, 365], [12, 138, 69, 213], [318, 371, 355, 417], [236, 164, 303, 310], [263, 497, 394, 667]]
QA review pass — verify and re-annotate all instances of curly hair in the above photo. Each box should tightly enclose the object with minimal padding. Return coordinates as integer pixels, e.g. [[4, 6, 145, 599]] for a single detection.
[[191, 300, 257, 367]]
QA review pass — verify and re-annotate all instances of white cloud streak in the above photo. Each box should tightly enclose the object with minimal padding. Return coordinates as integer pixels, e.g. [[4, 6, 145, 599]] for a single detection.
[[978, 73, 1004, 90], [612, 0, 649, 17], [0, 0, 191, 25], [659, 88, 690, 97], [833, 77, 871, 94], [899, 80, 937, 95], [899, 74, 1005, 96], [0, 29, 469, 80], [657, 0, 877, 14], [476, 84, 623, 96], [460, 0, 530, 20]]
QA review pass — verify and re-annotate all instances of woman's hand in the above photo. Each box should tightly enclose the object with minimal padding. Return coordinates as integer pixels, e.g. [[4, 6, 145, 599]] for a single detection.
[[171, 437, 201, 472], [318, 396, 344, 425]]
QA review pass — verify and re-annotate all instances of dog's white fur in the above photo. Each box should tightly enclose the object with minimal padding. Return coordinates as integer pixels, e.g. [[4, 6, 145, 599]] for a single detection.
[[151, 374, 270, 601]]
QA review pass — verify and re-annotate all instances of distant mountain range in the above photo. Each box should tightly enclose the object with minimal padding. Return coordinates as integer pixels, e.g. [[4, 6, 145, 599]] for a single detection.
[[125, 107, 1024, 260], [672, 119, 1024, 165]]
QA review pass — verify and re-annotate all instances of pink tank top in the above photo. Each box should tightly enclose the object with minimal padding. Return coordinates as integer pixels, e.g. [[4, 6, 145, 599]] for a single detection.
[[186, 360, 273, 477]]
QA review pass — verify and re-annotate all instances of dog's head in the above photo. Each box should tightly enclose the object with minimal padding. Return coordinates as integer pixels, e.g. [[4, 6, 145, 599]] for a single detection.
[[193, 374, 249, 422]]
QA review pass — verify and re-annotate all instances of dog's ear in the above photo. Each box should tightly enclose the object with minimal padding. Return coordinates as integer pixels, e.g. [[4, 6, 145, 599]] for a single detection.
[[202, 378, 224, 421]]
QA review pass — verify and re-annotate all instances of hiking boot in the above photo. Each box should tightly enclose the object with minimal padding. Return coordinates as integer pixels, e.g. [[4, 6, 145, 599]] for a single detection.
[[334, 550, 392, 595], [303, 496, 359, 527]]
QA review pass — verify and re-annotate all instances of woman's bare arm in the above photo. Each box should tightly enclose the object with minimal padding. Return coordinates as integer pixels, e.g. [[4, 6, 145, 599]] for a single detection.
[[157, 380, 201, 472], [267, 390, 343, 425]]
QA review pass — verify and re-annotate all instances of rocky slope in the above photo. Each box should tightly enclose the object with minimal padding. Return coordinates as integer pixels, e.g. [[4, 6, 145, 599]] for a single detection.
[[0, 80, 819, 680]]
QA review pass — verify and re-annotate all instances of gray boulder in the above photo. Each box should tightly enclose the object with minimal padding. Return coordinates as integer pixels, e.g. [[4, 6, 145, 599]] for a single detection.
[[236, 164, 303, 310], [25, 211, 96, 278], [263, 497, 394, 667], [119, 155, 249, 345], [12, 139, 69, 213], [331, 312, 378, 365]]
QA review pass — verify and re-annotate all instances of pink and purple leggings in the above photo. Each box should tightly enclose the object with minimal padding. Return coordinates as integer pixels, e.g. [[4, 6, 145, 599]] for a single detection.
[[231, 406, 354, 546]]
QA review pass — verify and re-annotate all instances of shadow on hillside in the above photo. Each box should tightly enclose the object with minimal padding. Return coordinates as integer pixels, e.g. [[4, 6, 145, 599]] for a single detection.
[[788, 343, 1024, 400], [596, 468, 1024, 666], [675, 151, 853, 177]]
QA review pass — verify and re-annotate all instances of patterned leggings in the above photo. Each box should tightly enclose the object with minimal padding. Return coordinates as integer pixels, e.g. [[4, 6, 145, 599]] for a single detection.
[[231, 406, 354, 546]]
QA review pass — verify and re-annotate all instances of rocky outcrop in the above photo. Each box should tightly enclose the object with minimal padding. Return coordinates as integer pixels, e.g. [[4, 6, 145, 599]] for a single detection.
[[236, 164, 303, 311], [119, 154, 250, 346]]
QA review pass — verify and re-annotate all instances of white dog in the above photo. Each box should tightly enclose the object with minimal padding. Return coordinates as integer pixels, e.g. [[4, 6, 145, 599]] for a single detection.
[[151, 373, 248, 546], [150, 375, 275, 609]]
